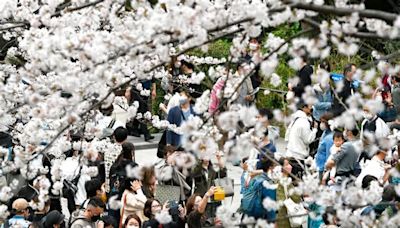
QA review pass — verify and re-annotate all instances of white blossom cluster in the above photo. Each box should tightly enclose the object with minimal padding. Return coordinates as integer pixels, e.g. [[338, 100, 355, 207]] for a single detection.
[[177, 55, 227, 65]]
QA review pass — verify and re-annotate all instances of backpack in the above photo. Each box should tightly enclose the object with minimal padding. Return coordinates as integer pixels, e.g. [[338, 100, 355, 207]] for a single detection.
[[241, 174, 270, 218]]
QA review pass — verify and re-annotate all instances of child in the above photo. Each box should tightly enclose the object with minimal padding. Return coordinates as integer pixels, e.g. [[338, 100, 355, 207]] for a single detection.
[[323, 131, 345, 185]]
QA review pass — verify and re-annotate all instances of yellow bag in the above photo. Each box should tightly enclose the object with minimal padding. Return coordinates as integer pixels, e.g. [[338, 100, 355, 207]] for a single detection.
[[213, 186, 225, 201]]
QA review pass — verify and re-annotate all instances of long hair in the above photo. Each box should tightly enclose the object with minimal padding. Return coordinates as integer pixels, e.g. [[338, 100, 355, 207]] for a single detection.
[[143, 199, 161, 219], [186, 194, 201, 215]]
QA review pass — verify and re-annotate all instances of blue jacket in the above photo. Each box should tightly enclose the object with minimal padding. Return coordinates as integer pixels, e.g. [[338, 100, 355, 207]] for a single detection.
[[166, 105, 195, 147], [313, 89, 333, 121], [315, 130, 334, 172], [252, 173, 277, 221]]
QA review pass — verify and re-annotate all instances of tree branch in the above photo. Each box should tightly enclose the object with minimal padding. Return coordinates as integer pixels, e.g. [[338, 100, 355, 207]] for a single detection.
[[302, 17, 400, 40], [360, 49, 400, 70], [288, 1, 398, 22], [0, 24, 27, 31], [52, 0, 105, 17]]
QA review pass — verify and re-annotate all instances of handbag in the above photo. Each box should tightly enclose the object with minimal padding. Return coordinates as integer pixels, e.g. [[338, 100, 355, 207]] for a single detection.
[[214, 175, 234, 197], [283, 185, 307, 227], [101, 118, 116, 139], [155, 181, 181, 204]]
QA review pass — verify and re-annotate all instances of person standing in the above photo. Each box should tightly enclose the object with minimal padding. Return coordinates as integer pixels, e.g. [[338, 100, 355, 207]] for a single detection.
[[325, 141, 359, 179], [285, 101, 318, 177], [315, 113, 334, 180], [360, 105, 390, 141], [166, 91, 195, 147], [290, 56, 313, 99], [127, 80, 155, 141], [331, 63, 357, 117], [241, 154, 277, 222]]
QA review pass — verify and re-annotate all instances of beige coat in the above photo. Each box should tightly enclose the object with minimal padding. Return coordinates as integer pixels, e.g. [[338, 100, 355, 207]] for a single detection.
[[120, 189, 147, 223]]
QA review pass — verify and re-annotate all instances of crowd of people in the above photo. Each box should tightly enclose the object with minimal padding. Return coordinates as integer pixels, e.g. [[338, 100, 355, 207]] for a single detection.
[[3, 38, 400, 228]]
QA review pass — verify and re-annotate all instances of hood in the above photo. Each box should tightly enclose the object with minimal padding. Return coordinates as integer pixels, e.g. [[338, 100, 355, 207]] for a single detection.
[[292, 110, 308, 119]]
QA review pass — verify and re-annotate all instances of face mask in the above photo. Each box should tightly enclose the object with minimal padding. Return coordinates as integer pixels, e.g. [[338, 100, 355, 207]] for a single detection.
[[91, 215, 101, 222], [127, 226, 139, 228], [179, 96, 188, 105], [249, 43, 258, 50], [320, 123, 327, 131], [363, 112, 373, 120]]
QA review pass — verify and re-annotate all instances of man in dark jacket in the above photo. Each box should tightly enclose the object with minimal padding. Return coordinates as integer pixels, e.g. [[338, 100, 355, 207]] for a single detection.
[[192, 155, 227, 196], [70, 197, 105, 228], [166, 91, 195, 147], [331, 63, 357, 117], [128, 80, 155, 141], [291, 57, 313, 99]]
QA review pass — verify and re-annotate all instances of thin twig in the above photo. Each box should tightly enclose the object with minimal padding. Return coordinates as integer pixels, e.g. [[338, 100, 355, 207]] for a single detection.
[[52, 0, 105, 17]]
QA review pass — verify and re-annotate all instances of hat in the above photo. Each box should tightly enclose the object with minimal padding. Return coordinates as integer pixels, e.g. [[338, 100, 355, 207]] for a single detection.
[[44, 210, 65, 226], [12, 198, 29, 212], [17, 185, 39, 201]]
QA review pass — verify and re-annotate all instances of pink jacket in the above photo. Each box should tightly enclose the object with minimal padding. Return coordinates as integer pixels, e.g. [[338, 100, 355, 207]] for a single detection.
[[208, 78, 225, 114]]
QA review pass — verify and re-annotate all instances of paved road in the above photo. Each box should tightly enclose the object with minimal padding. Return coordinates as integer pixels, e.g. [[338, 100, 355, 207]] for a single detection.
[[130, 135, 287, 211]]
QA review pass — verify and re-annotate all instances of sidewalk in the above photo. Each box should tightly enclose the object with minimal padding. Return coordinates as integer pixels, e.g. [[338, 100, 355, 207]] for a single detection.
[[127, 133, 163, 150], [129, 133, 286, 152]]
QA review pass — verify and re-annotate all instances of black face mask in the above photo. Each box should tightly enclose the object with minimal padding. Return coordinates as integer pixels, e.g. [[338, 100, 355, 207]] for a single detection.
[[91, 215, 101, 222]]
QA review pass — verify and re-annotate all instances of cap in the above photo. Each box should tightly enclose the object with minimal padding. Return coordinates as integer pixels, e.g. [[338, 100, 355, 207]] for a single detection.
[[12, 198, 29, 212], [44, 210, 65, 226]]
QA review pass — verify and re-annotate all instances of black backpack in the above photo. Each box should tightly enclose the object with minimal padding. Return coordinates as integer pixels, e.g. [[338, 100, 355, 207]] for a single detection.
[[62, 166, 82, 214]]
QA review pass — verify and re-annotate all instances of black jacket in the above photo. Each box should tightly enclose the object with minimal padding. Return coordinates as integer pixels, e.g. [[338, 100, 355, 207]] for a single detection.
[[191, 162, 227, 196], [293, 65, 313, 98], [331, 78, 354, 117]]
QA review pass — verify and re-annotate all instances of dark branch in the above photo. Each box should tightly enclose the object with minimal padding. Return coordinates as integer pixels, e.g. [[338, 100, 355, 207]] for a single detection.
[[302, 17, 400, 40], [289, 1, 398, 22], [52, 0, 105, 17]]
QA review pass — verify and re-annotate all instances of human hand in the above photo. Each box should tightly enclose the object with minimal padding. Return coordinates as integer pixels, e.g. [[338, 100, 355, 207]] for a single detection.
[[206, 186, 217, 197], [97, 220, 104, 228], [245, 95, 253, 101], [313, 121, 319, 129], [130, 180, 142, 192], [178, 204, 186, 219]]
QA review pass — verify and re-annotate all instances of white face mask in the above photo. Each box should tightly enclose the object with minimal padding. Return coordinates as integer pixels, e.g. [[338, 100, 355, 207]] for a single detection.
[[363, 112, 374, 120], [320, 123, 327, 131], [249, 43, 258, 50], [127, 226, 139, 228]]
